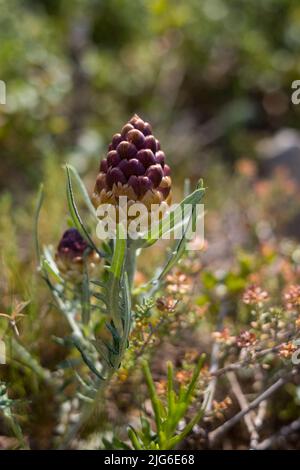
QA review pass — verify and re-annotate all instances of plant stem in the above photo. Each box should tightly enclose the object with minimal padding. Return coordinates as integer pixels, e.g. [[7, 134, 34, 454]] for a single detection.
[[11, 338, 52, 383], [125, 240, 137, 291], [60, 239, 136, 448]]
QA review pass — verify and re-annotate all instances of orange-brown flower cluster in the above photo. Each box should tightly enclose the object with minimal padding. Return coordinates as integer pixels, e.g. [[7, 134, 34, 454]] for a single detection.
[[279, 341, 297, 359], [166, 271, 192, 295], [156, 296, 177, 313], [236, 330, 257, 348], [212, 328, 236, 345], [212, 397, 232, 420], [155, 379, 167, 396], [175, 369, 193, 385], [242, 285, 269, 305], [284, 285, 300, 310]]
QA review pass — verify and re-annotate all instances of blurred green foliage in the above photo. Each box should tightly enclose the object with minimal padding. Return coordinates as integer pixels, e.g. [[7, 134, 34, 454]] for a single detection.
[[1, 0, 300, 195]]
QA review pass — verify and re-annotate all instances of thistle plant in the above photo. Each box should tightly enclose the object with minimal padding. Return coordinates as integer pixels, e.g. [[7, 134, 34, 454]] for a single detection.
[[35, 115, 205, 447]]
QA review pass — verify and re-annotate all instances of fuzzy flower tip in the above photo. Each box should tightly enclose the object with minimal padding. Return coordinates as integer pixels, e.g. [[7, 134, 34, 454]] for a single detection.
[[92, 114, 172, 211], [55, 228, 100, 283]]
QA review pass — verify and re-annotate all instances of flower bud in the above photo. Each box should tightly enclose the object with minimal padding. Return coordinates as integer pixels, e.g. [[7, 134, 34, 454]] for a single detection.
[[55, 228, 100, 284], [92, 114, 172, 212]]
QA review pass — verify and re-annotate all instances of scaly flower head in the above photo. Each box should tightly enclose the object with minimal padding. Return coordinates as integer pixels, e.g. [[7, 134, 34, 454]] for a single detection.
[[92, 114, 172, 213]]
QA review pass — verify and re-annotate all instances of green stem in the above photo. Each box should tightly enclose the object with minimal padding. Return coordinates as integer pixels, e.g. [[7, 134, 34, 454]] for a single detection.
[[125, 240, 137, 291], [59, 238, 136, 449], [5, 412, 28, 449], [11, 338, 52, 383]]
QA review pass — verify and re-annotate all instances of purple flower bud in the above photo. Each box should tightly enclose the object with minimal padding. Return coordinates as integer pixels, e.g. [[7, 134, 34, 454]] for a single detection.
[[144, 135, 157, 153], [138, 176, 153, 196], [127, 175, 140, 195], [56, 228, 100, 283], [164, 164, 171, 176], [116, 141, 137, 159], [133, 118, 145, 132], [58, 228, 88, 258], [126, 129, 145, 149], [130, 114, 139, 125], [106, 167, 127, 188], [107, 150, 121, 168], [118, 158, 144, 178], [155, 150, 165, 167], [143, 122, 152, 136], [111, 133, 122, 149], [100, 158, 108, 173], [93, 115, 172, 208], [146, 164, 163, 187], [127, 158, 145, 177], [137, 149, 156, 168], [121, 123, 134, 137], [118, 158, 129, 175]]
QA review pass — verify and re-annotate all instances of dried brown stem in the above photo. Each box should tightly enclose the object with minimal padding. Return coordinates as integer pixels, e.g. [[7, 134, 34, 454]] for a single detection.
[[209, 369, 297, 447], [227, 371, 259, 448]]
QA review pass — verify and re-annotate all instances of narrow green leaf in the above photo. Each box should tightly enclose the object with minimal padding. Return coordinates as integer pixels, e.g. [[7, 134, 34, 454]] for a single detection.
[[128, 427, 143, 450], [65, 165, 102, 258], [119, 272, 132, 357], [92, 339, 114, 368], [140, 416, 152, 442], [42, 247, 63, 283], [184, 354, 206, 402], [106, 225, 127, 333], [77, 393, 95, 403], [112, 437, 132, 450], [67, 164, 98, 220], [70, 335, 106, 381], [90, 279, 107, 289], [142, 361, 163, 435], [81, 258, 90, 324], [155, 186, 205, 282], [74, 370, 97, 394], [141, 184, 205, 248], [167, 362, 175, 416], [92, 292, 108, 306], [165, 406, 205, 450]]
